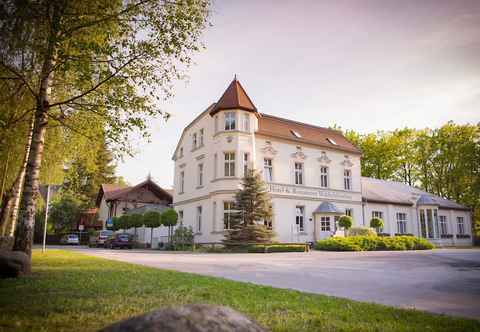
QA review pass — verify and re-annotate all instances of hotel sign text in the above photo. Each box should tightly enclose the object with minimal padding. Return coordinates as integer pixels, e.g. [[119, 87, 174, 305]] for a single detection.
[[266, 183, 354, 201]]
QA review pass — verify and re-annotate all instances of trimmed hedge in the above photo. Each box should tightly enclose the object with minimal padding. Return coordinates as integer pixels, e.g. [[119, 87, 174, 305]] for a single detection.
[[347, 227, 377, 237], [314, 235, 434, 251], [247, 244, 308, 253]]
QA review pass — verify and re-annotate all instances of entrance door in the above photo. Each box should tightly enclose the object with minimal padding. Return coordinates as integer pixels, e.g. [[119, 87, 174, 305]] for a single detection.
[[316, 215, 333, 240]]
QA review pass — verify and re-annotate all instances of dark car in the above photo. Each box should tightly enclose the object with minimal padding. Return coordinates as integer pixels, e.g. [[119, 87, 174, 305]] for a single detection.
[[105, 233, 134, 249], [89, 230, 114, 248]]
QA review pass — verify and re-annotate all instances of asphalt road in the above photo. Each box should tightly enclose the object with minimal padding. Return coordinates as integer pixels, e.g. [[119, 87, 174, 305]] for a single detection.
[[62, 246, 480, 320]]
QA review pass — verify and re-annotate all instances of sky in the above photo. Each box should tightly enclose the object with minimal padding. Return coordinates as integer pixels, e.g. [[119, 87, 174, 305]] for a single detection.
[[117, 0, 480, 188]]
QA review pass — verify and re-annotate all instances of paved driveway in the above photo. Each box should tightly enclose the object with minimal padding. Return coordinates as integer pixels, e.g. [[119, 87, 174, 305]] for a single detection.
[[67, 247, 480, 319]]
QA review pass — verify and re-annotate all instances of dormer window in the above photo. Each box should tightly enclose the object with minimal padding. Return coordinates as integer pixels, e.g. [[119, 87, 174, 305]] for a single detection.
[[327, 138, 337, 145], [225, 112, 236, 130], [290, 130, 302, 138], [179, 147, 183, 158], [199, 129, 204, 146], [192, 133, 197, 149]]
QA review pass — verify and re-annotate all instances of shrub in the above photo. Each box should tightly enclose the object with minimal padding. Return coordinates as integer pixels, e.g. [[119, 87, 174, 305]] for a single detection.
[[170, 225, 194, 250], [223, 224, 275, 247], [370, 217, 384, 229], [314, 235, 434, 251], [338, 215, 353, 230], [247, 244, 307, 253], [348, 227, 377, 237]]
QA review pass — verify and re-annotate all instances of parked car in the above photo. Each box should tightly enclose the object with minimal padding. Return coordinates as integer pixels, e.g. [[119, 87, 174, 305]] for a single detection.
[[105, 233, 134, 249], [89, 230, 114, 248], [60, 234, 80, 245]]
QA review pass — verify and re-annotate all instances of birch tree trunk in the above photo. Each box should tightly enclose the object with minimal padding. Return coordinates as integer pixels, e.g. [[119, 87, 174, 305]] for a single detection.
[[13, 3, 59, 257], [6, 115, 35, 236]]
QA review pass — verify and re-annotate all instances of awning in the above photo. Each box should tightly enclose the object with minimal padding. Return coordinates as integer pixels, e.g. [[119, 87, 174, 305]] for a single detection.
[[313, 201, 344, 214]]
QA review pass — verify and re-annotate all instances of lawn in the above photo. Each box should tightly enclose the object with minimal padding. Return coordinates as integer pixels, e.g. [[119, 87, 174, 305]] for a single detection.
[[0, 250, 479, 332]]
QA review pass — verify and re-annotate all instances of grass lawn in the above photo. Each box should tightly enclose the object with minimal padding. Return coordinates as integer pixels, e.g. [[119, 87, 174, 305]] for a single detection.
[[0, 250, 479, 332]]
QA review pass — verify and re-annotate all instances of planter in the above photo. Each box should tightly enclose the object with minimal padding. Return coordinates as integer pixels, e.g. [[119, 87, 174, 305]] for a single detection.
[[440, 234, 453, 239], [456, 234, 471, 239]]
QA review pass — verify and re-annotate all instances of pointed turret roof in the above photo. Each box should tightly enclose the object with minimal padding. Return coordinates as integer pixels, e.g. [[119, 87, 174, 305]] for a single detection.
[[210, 77, 258, 116]]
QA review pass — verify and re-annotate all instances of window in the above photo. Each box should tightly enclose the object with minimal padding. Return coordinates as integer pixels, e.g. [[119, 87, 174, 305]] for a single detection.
[[320, 166, 328, 188], [196, 206, 202, 233], [290, 130, 302, 138], [294, 162, 303, 185], [372, 211, 383, 232], [214, 153, 218, 179], [214, 116, 218, 133], [264, 204, 273, 230], [344, 169, 352, 190], [327, 138, 337, 145], [179, 147, 183, 158], [192, 133, 197, 149], [419, 209, 427, 238], [243, 113, 250, 132], [224, 152, 235, 177], [345, 208, 353, 218], [199, 129, 204, 146], [439, 215, 448, 235], [243, 153, 249, 177], [396, 213, 407, 234], [264, 158, 273, 182], [179, 171, 185, 193], [225, 112, 236, 130], [295, 206, 305, 232], [320, 216, 330, 231], [457, 217, 465, 235], [223, 202, 234, 230], [197, 163, 203, 187], [178, 210, 184, 225]]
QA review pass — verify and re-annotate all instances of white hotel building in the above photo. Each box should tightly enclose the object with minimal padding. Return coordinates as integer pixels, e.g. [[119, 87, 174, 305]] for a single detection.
[[172, 78, 473, 246]]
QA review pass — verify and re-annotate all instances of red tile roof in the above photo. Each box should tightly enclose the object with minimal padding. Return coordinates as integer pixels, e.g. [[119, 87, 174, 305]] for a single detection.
[[210, 78, 257, 116], [257, 113, 361, 154]]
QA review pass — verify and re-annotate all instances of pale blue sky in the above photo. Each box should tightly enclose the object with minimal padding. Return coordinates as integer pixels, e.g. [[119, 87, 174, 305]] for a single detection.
[[117, 0, 480, 187]]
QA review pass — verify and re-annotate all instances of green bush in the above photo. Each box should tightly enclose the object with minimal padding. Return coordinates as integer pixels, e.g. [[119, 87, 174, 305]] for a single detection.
[[347, 227, 377, 237], [370, 217, 384, 229], [247, 244, 307, 253], [314, 235, 434, 251]]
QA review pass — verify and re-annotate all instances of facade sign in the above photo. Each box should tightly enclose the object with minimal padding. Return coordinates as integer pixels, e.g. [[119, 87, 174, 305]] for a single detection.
[[266, 183, 354, 201]]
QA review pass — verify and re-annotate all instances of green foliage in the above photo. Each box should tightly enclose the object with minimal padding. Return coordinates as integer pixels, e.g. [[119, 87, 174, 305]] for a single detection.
[[370, 217, 384, 229], [247, 244, 307, 253], [117, 214, 130, 231], [47, 193, 83, 234], [170, 225, 194, 250], [315, 236, 434, 251], [347, 227, 377, 237], [128, 213, 144, 228], [110, 216, 120, 231], [143, 211, 162, 229], [161, 209, 178, 227], [338, 215, 353, 230], [224, 224, 275, 247]]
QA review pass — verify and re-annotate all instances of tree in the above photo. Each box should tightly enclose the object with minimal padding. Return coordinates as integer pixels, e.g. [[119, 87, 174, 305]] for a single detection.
[[117, 214, 130, 233], [1, 0, 211, 257], [370, 218, 384, 232], [110, 216, 120, 231], [143, 210, 162, 247], [224, 169, 274, 246], [338, 215, 353, 236], [47, 194, 82, 234], [128, 213, 144, 241], [161, 208, 178, 244]]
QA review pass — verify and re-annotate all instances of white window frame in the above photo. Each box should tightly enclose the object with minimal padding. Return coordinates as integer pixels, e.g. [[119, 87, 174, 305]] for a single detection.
[[224, 112, 236, 131], [197, 163, 204, 187], [372, 211, 383, 232], [224, 152, 235, 177], [294, 162, 304, 185], [264, 158, 273, 182], [320, 166, 329, 188], [192, 132, 197, 150], [223, 201, 234, 230], [243, 113, 250, 132], [345, 208, 353, 218], [179, 171, 185, 193], [457, 217, 465, 235], [196, 206, 202, 233], [295, 206, 305, 232], [199, 128, 204, 146], [178, 210, 184, 225], [396, 212, 407, 234], [439, 215, 448, 235], [320, 216, 331, 231], [344, 169, 352, 190]]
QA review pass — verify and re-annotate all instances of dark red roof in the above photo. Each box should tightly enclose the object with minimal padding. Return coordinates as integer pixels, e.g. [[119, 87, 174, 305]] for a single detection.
[[257, 114, 361, 154], [210, 78, 257, 116]]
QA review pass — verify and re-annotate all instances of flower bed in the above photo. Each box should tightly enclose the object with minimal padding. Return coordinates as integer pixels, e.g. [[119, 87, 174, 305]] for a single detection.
[[314, 235, 434, 251]]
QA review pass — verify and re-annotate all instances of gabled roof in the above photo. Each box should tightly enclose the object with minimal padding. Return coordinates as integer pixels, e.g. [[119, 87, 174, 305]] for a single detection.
[[96, 179, 173, 207], [209, 77, 258, 116], [257, 114, 361, 154], [361, 177, 469, 210]]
